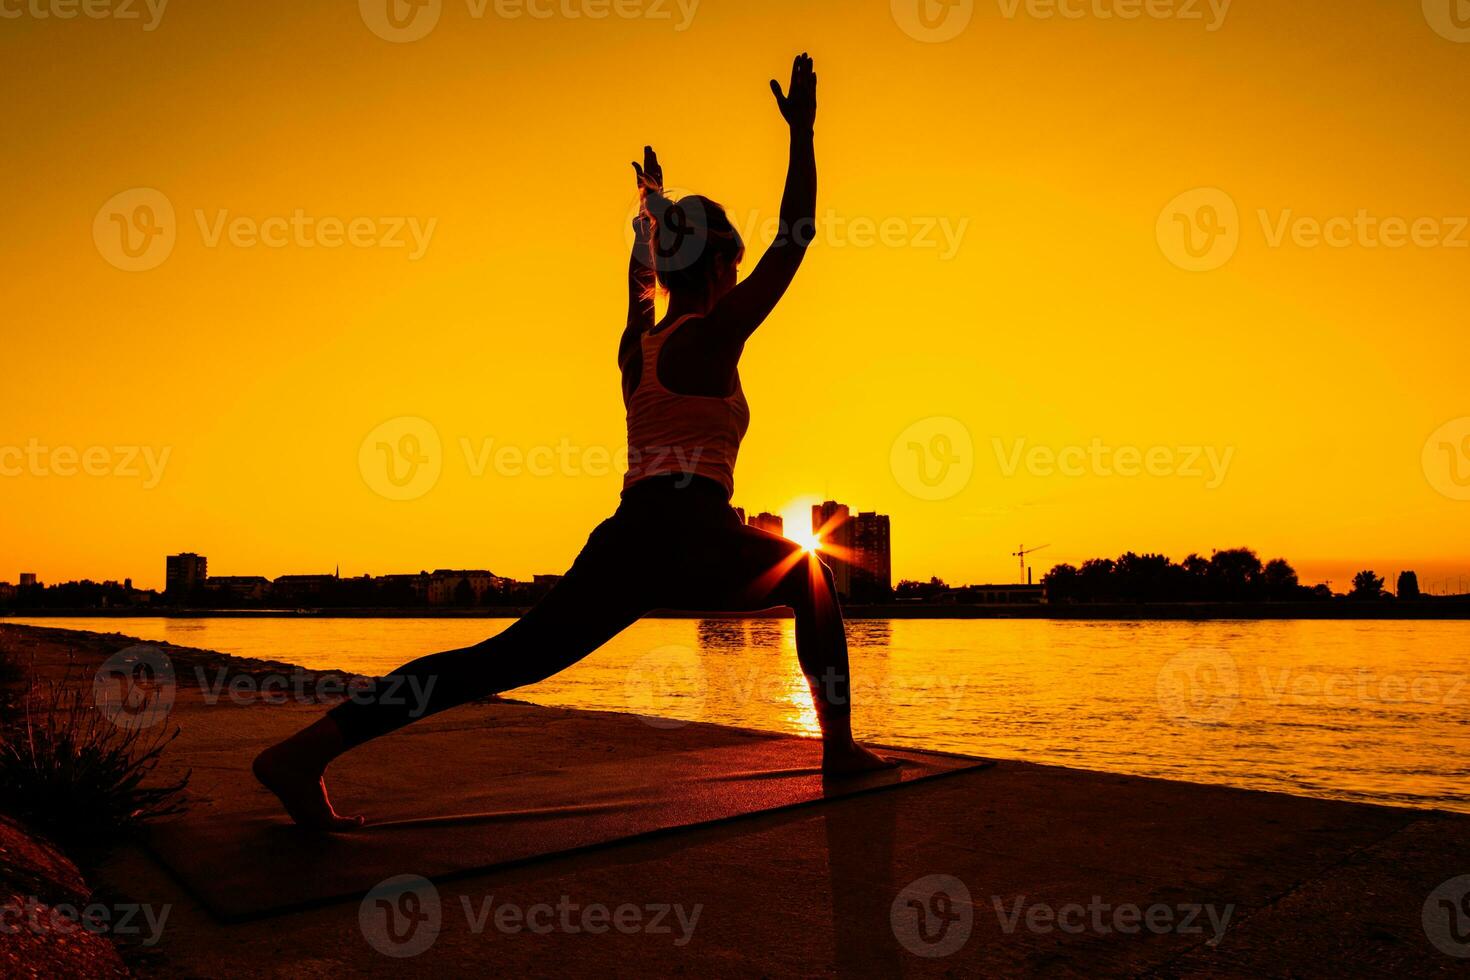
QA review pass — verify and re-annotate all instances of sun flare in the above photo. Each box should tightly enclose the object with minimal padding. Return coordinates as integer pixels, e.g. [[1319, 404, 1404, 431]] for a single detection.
[[791, 530, 823, 554]]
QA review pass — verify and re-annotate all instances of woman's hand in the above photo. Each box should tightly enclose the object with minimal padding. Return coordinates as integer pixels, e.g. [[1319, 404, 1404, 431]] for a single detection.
[[630, 145, 663, 238], [770, 53, 817, 133], [631, 145, 663, 204]]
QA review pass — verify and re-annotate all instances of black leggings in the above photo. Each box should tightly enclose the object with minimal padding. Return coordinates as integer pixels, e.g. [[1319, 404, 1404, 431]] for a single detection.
[[329, 476, 852, 746]]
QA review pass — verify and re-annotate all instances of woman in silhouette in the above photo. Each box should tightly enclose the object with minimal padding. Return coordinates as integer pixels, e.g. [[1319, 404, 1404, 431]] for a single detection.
[[256, 54, 891, 830]]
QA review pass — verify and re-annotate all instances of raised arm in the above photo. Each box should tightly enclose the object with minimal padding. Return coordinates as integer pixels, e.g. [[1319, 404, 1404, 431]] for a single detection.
[[620, 146, 662, 367], [707, 54, 818, 346]]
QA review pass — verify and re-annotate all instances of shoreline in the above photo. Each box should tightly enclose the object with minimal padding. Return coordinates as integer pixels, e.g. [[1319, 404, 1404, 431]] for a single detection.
[[6, 598, 1470, 620]]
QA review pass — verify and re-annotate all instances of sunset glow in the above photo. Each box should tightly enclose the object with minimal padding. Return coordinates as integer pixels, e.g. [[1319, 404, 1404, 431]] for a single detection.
[[3, 3, 1468, 593]]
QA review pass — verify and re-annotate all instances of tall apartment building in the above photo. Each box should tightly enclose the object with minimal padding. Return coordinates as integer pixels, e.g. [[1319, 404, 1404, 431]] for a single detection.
[[748, 512, 784, 536], [811, 501, 853, 598], [811, 502, 892, 602], [848, 511, 892, 602], [165, 553, 207, 595]]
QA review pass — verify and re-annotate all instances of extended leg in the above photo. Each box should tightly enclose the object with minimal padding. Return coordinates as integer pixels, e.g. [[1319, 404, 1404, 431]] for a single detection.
[[255, 521, 647, 829]]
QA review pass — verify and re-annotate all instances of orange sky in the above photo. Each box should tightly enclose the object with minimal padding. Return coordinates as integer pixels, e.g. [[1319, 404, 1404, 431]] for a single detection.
[[3, 0, 1469, 592]]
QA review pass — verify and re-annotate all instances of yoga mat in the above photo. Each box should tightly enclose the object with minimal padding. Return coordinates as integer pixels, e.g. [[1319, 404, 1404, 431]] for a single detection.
[[144, 727, 990, 921]]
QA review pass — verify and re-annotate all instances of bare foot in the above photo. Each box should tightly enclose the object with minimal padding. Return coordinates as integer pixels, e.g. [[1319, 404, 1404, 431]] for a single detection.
[[822, 740, 900, 777], [252, 743, 366, 832]]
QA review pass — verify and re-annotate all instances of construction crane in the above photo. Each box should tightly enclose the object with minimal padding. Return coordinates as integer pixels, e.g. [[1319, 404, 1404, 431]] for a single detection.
[[1012, 544, 1050, 584]]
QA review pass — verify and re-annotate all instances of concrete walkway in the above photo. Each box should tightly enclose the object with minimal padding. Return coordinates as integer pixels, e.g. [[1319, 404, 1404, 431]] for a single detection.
[[6, 625, 1468, 976]]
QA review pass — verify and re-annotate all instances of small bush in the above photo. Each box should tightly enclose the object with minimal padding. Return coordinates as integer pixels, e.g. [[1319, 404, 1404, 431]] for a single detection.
[[0, 676, 190, 850]]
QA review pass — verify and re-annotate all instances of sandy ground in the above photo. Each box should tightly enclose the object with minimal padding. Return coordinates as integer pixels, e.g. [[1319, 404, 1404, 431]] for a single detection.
[[4, 623, 1469, 977]]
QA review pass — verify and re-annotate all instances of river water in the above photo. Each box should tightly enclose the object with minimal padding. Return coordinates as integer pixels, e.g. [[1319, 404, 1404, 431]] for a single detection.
[[11, 616, 1468, 813]]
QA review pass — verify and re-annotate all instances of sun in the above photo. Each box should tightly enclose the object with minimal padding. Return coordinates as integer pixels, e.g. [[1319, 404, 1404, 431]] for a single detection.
[[790, 529, 823, 554], [780, 500, 823, 553]]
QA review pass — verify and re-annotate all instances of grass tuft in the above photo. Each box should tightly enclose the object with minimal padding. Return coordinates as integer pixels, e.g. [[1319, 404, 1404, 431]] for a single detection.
[[0, 672, 190, 850]]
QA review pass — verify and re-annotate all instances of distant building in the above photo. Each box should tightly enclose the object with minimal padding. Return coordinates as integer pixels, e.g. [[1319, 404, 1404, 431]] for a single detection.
[[18, 573, 38, 588], [749, 512, 784, 536], [209, 576, 272, 601], [272, 573, 339, 602], [848, 511, 892, 602], [944, 584, 1045, 605], [428, 570, 506, 606], [165, 554, 207, 595], [373, 573, 432, 603], [0, 583, 15, 604]]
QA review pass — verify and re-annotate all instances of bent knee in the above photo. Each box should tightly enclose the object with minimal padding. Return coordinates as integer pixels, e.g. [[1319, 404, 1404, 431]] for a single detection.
[[775, 551, 839, 608]]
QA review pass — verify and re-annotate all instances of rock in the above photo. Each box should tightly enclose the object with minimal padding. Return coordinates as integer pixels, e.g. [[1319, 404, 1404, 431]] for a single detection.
[[0, 816, 128, 977]]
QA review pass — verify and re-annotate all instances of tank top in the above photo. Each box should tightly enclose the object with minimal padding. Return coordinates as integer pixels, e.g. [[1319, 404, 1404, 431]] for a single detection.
[[623, 314, 750, 498]]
